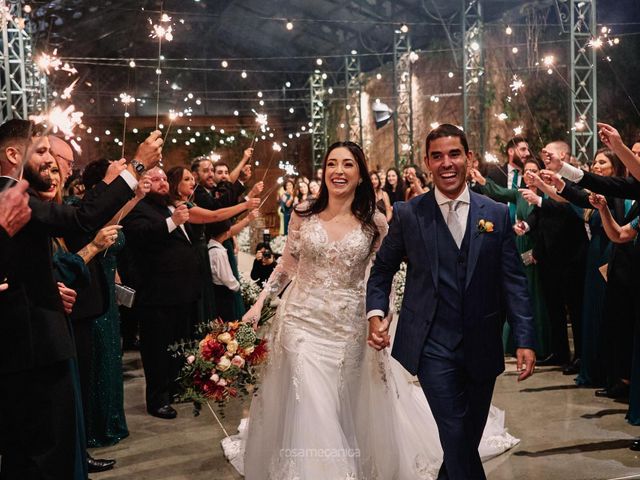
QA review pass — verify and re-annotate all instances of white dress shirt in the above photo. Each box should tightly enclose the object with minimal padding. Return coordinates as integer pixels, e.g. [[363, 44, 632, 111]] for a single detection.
[[166, 205, 191, 242], [507, 164, 522, 189], [207, 239, 240, 291], [367, 186, 470, 320]]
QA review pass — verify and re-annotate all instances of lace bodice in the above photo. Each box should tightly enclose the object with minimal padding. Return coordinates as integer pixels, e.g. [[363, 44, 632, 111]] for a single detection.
[[263, 210, 388, 302]]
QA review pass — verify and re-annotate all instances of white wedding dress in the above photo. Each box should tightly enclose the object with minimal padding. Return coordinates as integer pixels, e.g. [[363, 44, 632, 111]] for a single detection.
[[223, 211, 518, 479]]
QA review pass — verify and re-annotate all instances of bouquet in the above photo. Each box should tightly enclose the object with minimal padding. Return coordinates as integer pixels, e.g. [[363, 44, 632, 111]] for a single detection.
[[173, 320, 268, 415], [392, 262, 408, 314]]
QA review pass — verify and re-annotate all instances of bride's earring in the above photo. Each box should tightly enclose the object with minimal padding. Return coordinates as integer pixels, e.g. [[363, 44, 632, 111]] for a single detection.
[[358, 179, 363, 185]]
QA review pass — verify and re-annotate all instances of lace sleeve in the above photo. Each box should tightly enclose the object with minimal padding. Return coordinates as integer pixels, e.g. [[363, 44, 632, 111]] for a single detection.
[[372, 211, 389, 253], [262, 210, 303, 301]]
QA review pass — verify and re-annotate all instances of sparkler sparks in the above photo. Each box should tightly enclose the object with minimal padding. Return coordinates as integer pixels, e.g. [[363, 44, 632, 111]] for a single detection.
[[509, 75, 524, 95], [60, 79, 79, 100], [30, 105, 84, 140], [484, 152, 499, 164]]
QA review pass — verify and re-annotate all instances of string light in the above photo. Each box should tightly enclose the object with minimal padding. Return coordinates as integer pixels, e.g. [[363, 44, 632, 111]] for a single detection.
[[285, 20, 293, 30], [505, 26, 513, 35], [221, 60, 228, 68], [400, 23, 409, 33]]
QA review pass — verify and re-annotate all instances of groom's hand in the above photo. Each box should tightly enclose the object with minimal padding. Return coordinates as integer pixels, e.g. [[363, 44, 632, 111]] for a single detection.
[[367, 316, 390, 350], [516, 348, 536, 382]]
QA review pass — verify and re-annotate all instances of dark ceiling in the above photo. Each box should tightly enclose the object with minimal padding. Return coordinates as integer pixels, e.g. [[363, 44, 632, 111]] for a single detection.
[[28, 0, 639, 127]]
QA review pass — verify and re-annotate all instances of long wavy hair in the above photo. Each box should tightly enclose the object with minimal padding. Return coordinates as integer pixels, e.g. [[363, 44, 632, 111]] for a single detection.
[[296, 141, 379, 252], [166, 165, 189, 204]]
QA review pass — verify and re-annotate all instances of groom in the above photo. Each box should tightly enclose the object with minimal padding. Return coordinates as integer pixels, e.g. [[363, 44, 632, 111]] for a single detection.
[[366, 124, 536, 479]]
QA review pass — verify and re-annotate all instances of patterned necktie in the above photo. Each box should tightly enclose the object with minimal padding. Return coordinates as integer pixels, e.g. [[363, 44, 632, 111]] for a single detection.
[[446, 200, 464, 249], [509, 170, 519, 224]]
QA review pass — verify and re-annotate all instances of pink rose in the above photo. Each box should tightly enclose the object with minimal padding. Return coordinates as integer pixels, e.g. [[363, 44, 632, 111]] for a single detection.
[[231, 355, 245, 368], [217, 378, 227, 387], [187, 355, 196, 364], [210, 373, 219, 382]]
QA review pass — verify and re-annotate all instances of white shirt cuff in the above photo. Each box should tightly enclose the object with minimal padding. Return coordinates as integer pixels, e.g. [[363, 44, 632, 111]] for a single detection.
[[522, 221, 531, 233], [536, 197, 543, 208], [166, 217, 178, 233], [558, 162, 584, 183], [367, 309, 386, 320], [119, 170, 138, 190]]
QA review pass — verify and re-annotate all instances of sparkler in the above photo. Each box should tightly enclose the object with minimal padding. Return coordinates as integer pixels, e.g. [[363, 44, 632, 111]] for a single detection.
[[162, 110, 180, 144], [260, 141, 282, 182], [1, 104, 85, 192], [60, 78, 79, 100], [505, 62, 544, 147], [150, 7, 174, 130], [509, 75, 524, 95], [119, 92, 135, 157], [249, 109, 268, 150], [35, 49, 77, 76]]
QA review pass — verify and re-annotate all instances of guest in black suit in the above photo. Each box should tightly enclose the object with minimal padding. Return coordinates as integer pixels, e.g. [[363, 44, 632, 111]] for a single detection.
[[486, 135, 530, 189], [121, 167, 201, 420], [0, 120, 161, 479], [0, 180, 31, 282]]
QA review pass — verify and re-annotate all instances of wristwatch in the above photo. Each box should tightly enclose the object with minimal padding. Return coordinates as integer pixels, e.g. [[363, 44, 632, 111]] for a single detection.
[[130, 159, 145, 174]]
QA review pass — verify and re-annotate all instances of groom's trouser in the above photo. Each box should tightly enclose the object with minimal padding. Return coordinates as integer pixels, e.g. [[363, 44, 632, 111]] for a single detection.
[[417, 336, 496, 480]]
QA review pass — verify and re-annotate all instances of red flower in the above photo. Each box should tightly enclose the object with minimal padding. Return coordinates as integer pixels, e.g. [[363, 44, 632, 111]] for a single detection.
[[248, 340, 269, 365], [201, 338, 225, 361]]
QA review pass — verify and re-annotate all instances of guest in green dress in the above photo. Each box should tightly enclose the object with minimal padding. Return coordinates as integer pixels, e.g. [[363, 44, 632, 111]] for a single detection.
[[470, 160, 551, 358], [86, 230, 130, 447], [553, 150, 626, 385]]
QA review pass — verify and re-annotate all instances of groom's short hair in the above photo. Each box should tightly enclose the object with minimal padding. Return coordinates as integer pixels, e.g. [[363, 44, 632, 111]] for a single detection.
[[425, 124, 469, 157]]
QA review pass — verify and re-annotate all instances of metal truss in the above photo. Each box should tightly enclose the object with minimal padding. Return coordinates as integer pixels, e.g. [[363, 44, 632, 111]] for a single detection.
[[310, 71, 327, 171], [345, 54, 362, 146], [570, 0, 597, 164], [462, 0, 485, 156], [393, 30, 413, 168], [0, 0, 46, 122]]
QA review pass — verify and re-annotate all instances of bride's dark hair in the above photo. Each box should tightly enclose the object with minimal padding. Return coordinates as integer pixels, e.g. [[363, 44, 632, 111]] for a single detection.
[[296, 141, 379, 251]]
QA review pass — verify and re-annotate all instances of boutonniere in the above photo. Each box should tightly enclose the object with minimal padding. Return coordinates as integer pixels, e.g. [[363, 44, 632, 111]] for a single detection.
[[477, 219, 494, 233]]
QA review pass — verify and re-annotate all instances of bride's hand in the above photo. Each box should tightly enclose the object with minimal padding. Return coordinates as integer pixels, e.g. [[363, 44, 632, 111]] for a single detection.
[[242, 301, 264, 329], [367, 316, 390, 350]]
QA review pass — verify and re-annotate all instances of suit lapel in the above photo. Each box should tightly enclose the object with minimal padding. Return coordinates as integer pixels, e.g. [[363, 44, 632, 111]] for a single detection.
[[148, 199, 191, 244], [465, 194, 485, 290], [416, 191, 438, 289]]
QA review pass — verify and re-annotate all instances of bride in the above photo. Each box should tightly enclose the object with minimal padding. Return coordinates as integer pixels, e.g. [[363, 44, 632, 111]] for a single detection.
[[236, 142, 518, 479]]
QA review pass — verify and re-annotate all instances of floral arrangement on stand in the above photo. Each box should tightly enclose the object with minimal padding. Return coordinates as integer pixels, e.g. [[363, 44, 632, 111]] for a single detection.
[[392, 262, 408, 314], [268, 234, 287, 256], [171, 320, 268, 416], [237, 226, 252, 254]]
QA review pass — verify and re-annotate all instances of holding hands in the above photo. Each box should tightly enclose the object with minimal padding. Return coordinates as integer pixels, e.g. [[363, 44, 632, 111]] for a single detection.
[[367, 316, 391, 350]]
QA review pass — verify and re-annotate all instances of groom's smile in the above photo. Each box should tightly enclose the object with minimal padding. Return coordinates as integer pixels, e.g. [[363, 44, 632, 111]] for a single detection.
[[425, 136, 471, 199]]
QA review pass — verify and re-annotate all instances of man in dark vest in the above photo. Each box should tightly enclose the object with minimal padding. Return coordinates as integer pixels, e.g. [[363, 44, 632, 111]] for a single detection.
[[367, 124, 537, 480]]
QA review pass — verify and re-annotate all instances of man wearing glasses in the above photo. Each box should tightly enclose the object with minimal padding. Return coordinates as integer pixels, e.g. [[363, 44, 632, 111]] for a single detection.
[[49, 135, 75, 183]]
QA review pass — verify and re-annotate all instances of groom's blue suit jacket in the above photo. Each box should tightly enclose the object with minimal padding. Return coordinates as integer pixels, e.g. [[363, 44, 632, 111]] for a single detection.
[[366, 190, 536, 378]]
